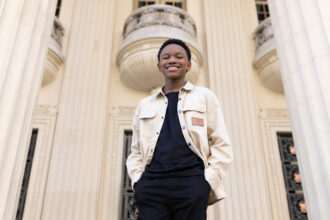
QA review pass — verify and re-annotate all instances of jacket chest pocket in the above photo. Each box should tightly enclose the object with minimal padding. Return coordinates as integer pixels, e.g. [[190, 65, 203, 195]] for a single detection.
[[139, 111, 157, 138], [183, 104, 206, 129]]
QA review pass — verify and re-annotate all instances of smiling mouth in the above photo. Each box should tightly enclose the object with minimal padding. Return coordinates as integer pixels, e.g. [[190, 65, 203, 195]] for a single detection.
[[166, 66, 180, 70]]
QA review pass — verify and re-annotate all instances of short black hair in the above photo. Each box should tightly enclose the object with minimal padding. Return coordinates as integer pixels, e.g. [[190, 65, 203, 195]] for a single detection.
[[157, 38, 191, 62]]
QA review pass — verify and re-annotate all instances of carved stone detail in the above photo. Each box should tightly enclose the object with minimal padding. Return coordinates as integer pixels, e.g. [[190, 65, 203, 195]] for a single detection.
[[277, 134, 308, 219], [42, 18, 65, 87], [117, 4, 202, 92], [253, 18, 273, 50], [259, 116, 292, 219], [259, 108, 289, 119], [51, 17, 65, 48], [33, 105, 58, 115], [100, 114, 133, 219], [253, 18, 283, 93], [22, 113, 57, 219], [123, 4, 196, 38], [110, 106, 137, 117]]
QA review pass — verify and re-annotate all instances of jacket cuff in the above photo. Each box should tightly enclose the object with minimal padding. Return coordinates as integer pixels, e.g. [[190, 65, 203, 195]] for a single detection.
[[204, 167, 222, 191], [131, 171, 143, 191]]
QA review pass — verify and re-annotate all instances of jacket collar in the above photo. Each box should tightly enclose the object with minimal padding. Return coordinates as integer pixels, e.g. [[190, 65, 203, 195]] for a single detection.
[[155, 81, 194, 97]]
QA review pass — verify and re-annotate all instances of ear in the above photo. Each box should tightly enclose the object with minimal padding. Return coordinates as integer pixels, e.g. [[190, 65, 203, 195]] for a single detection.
[[186, 61, 192, 72], [157, 62, 161, 72]]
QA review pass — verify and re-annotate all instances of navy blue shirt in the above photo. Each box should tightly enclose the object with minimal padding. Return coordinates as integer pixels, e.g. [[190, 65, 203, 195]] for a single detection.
[[144, 92, 204, 178]]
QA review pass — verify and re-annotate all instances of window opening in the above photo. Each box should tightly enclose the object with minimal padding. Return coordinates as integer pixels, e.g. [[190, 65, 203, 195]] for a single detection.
[[165, 1, 182, 8], [121, 130, 138, 220], [277, 132, 308, 219], [256, 0, 270, 22], [135, 0, 185, 9], [137, 0, 155, 8], [55, 0, 62, 17], [138, 1, 146, 7], [16, 129, 39, 220], [175, 2, 182, 8]]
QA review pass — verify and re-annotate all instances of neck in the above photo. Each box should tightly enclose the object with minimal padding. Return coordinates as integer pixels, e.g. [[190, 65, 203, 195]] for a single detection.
[[163, 78, 186, 94]]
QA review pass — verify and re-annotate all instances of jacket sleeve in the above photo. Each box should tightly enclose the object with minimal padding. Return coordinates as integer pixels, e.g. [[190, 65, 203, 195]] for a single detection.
[[204, 90, 233, 191], [126, 105, 144, 190]]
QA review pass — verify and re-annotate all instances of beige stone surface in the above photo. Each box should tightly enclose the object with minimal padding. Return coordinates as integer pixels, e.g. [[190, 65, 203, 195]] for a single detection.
[[203, 0, 273, 219], [0, 0, 58, 219], [22, 106, 57, 220], [268, 0, 330, 219], [116, 4, 203, 92], [117, 38, 202, 91], [258, 109, 291, 220], [40, 0, 118, 219], [42, 18, 65, 87], [253, 18, 283, 93], [5, 0, 327, 219]]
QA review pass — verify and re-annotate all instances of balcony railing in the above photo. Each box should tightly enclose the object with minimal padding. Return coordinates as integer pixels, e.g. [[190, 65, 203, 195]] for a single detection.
[[123, 4, 196, 39], [253, 17, 283, 93], [42, 18, 65, 87], [117, 4, 202, 92], [253, 17, 273, 51], [52, 17, 64, 48]]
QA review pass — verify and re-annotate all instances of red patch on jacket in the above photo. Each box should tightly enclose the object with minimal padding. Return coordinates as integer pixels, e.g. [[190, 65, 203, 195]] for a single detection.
[[192, 117, 204, 127]]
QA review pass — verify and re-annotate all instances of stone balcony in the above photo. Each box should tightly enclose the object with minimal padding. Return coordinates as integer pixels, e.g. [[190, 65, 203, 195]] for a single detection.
[[253, 17, 283, 93], [42, 17, 65, 87], [116, 4, 203, 91]]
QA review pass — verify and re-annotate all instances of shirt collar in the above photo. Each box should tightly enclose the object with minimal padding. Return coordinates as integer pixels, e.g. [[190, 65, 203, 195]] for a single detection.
[[155, 81, 194, 97]]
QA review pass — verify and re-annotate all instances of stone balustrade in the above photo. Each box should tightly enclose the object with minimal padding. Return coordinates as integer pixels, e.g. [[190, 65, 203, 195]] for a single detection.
[[117, 4, 202, 92], [52, 17, 65, 48], [253, 17, 283, 93], [123, 4, 196, 38], [42, 18, 65, 87], [253, 17, 273, 51]]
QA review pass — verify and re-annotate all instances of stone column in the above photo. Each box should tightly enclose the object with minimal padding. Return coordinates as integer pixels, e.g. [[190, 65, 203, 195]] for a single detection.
[[0, 0, 57, 219], [203, 0, 273, 219], [40, 0, 117, 219], [268, 0, 330, 219]]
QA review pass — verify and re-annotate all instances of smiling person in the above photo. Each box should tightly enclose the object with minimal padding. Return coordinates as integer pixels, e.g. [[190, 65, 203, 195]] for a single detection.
[[126, 39, 233, 220]]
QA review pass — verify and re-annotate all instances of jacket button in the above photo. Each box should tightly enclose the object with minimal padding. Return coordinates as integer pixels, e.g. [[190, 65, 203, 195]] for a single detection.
[[156, 132, 159, 135], [188, 143, 191, 146], [178, 110, 182, 113], [165, 101, 168, 104], [161, 116, 164, 119], [182, 125, 186, 129], [150, 149, 153, 152]]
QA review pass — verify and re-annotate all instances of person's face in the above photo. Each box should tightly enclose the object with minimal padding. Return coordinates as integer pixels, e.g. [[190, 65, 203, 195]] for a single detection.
[[157, 44, 191, 81]]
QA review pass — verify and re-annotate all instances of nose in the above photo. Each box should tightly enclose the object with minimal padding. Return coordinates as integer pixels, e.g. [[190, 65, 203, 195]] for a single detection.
[[168, 56, 177, 63]]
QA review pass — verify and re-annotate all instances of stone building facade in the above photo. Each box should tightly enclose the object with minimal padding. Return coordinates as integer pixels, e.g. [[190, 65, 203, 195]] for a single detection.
[[0, 0, 329, 219]]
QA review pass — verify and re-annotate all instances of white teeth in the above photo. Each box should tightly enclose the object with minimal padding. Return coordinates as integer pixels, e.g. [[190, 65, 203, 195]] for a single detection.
[[168, 66, 179, 70]]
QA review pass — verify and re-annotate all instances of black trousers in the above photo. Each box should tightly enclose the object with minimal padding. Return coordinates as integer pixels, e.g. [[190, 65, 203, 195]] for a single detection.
[[134, 174, 210, 220]]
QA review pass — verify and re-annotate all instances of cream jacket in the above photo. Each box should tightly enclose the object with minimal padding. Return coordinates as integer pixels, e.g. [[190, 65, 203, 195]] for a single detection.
[[126, 81, 233, 205]]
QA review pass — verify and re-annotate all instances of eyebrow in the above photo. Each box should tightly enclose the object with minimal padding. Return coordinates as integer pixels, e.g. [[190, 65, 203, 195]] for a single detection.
[[161, 52, 184, 57]]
